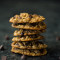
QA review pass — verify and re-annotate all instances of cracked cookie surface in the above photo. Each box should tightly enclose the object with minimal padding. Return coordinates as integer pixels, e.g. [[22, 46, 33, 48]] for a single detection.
[[9, 13, 45, 23], [11, 47, 47, 56]]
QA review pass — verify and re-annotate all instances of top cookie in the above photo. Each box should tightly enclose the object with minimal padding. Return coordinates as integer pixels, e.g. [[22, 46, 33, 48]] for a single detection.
[[9, 13, 45, 23]]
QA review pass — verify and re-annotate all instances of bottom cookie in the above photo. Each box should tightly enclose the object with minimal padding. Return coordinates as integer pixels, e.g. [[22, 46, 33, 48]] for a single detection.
[[11, 47, 47, 56]]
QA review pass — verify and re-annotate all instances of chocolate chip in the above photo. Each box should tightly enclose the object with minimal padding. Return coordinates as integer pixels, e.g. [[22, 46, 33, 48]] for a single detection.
[[21, 55, 27, 60], [5, 35, 10, 40], [21, 32, 24, 37], [1, 56, 7, 60], [15, 43, 20, 47], [29, 15, 32, 18], [0, 45, 5, 50], [56, 36, 60, 41]]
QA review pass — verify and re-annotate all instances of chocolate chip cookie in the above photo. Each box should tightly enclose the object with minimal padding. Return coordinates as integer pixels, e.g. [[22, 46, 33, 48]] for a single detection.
[[12, 35, 44, 41], [12, 22, 46, 30], [11, 47, 47, 56], [9, 13, 45, 23], [11, 41, 47, 49], [14, 29, 46, 36]]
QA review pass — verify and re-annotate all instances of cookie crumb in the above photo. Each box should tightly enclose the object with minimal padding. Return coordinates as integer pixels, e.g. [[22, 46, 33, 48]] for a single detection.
[[0, 45, 5, 50], [1, 56, 7, 60], [56, 36, 60, 41], [21, 55, 27, 60], [5, 35, 10, 40]]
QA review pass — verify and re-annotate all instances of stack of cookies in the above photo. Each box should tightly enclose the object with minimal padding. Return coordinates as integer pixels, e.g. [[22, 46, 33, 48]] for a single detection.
[[9, 13, 47, 56]]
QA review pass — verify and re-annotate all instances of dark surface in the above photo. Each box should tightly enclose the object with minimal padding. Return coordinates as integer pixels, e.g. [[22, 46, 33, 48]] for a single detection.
[[0, 0, 60, 60]]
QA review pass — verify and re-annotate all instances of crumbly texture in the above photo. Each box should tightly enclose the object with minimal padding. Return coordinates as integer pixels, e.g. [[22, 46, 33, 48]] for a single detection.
[[12, 22, 46, 30], [11, 47, 47, 56], [14, 29, 46, 36], [9, 13, 45, 23], [11, 41, 47, 49], [12, 35, 44, 41]]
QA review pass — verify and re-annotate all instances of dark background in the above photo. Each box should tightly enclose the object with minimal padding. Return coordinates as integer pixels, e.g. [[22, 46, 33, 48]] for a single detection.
[[0, 0, 60, 60]]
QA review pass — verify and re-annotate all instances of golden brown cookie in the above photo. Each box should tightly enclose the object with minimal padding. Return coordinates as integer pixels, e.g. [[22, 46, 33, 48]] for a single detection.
[[12, 22, 46, 30], [12, 35, 44, 41], [11, 41, 47, 49], [11, 47, 47, 56], [9, 13, 45, 23], [14, 29, 46, 36]]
